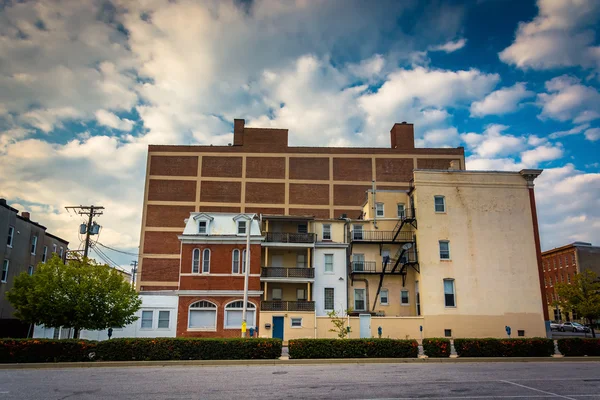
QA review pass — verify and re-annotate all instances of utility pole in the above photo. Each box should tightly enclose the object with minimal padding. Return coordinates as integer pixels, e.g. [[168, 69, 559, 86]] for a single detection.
[[65, 205, 104, 258], [130, 260, 138, 288]]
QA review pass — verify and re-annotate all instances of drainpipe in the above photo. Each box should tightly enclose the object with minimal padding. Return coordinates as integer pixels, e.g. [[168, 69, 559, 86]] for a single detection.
[[372, 180, 378, 229]]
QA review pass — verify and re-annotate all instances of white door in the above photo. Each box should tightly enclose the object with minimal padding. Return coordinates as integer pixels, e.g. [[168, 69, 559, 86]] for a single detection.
[[382, 250, 390, 264], [359, 314, 371, 338], [272, 255, 283, 267]]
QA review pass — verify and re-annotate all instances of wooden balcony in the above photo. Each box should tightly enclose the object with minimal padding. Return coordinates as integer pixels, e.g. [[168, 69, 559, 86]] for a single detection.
[[349, 230, 414, 243], [261, 301, 315, 312], [265, 232, 316, 244], [261, 267, 314, 279]]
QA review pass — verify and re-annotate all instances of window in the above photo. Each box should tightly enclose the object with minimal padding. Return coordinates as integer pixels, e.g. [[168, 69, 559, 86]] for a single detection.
[[28, 265, 34, 276], [224, 301, 256, 329], [1, 260, 8, 283], [434, 196, 446, 213], [415, 281, 421, 316], [198, 221, 207, 234], [7, 226, 14, 247], [291, 318, 302, 328], [567, 274, 571, 283], [518, 330, 525, 337], [559, 274, 563, 283], [42, 246, 47, 263], [297, 253, 306, 268], [324, 288, 334, 310], [322, 224, 331, 240], [202, 249, 210, 273], [242, 249, 247, 273], [52, 244, 57, 253], [272, 288, 282, 301], [380, 289, 389, 305], [553, 259, 557, 269], [559, 258, 562, 267], [324, 254, 334, 273], [564, 256, 568, 266], [354, 288, 366, 310], [397, 204, 405, 219], [141, 310, 153, 329], [376, 202, 384, 217], [59, 247, 63, 259], [31, 235, 38, 255], [401, 290, 409, 305], [297, 224, 308, 234], [444, 279, 456, 307], [444, 329, 452, 338], [232, 249, 240, 274], [352, 254, 365, 272], [571, 254, 576, 265], [192, 249, 200, 273], [158, 311, 170, 328], [439, 241, 450, 260], [189, 301, 217, 330], [353, 225, 363, 240], [297, 289, 306, 301], [237, 220, 247, 235]]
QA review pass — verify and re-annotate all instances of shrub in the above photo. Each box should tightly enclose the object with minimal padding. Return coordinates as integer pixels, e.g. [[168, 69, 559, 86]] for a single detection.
[[453, 338, 553, 357], [0, 339, 97, 363], [0, 338, 281, 363], [288, 338, 418, 359], [557, 338, 600, 356], [422, 338, 451, 357]]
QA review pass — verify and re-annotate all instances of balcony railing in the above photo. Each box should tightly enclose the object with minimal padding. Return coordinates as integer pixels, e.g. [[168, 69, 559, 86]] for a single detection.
[[261, 267, 315, 279], [265, 232, 316, 244], [261, 301, 315, 312], [351, 261, 377, 273], [349, 230, 414, 242]]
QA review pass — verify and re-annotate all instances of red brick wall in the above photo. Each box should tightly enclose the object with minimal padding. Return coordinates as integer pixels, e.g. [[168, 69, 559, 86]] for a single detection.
[[150, 156, 198, 176], [200, 181, 241, 203], [180, 243, 262, 275], [375, 158, 413, 182], [333, 158, 372, 181], [246, 157, 285, 179], [148, 180, 196, 202], [246, 182, 285, 204], [289, 183, 329, 205], [143, 231, 180, 254], [245, 207, 285, 215], [202, 156, 242, 177], [289, 157, 329, 180], [417, 158, 456, 169], [198, 206, 241, 213], [333, 185, 370, 206], [146, 205, 194, 227], [289, 208, 330, 218], [140, 258, 180, 282]]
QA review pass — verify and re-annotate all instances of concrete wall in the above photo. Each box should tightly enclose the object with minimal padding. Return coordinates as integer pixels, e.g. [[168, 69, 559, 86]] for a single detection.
[[316, 316, 424, 339], [313, 247, 347, 316], [412, 170, 546, 337], [312, 220, 346, 243], [577, 245, 600, 276]]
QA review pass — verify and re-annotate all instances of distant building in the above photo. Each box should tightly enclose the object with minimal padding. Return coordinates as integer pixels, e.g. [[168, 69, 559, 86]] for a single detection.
[[542, 242, 600, 322], [0, 199, 68, 337]]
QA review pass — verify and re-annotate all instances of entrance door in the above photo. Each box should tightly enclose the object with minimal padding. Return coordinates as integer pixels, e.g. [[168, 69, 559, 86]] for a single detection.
[[359, 314, 371, 338], [273, 316, 284, 340]]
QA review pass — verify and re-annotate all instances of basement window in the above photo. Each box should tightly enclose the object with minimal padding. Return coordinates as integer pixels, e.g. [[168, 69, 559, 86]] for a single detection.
[[518, 330, 525, 337], [444, 329, 452, 337]]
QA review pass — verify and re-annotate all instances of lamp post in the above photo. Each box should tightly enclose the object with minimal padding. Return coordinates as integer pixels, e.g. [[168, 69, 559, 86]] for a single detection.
[[241, 214, 257, 338]]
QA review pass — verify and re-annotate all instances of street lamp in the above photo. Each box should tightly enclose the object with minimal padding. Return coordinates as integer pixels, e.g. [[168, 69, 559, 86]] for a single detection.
[[242, 213, 258, 338]]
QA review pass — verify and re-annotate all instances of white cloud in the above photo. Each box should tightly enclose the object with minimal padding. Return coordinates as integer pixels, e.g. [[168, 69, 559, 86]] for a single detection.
[[95, 110, 135, 131], [499, 0, 600, 70], [417, 127, 461, 148], [521, 144, 564, 166], [548, 124, 590, 139], [584, 127, 600, 141], [537, 75, 600, 123], [461, 124, 526, 158], [470, 83, 534, 117], [428, 38, 467, 53]]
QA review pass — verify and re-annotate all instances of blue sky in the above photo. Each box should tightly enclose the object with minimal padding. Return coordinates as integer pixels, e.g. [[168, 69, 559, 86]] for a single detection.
[[0, 0, 599, 271]]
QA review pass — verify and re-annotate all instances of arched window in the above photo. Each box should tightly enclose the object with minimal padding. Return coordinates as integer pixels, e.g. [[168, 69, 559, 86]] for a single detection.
[[192, 249, 200, 273], [188, 300, 217, 330], [242, 249, 247, 274], [232, 249, 240, 274], [202, 249, 210, 273], [224, 300, 256, 329]]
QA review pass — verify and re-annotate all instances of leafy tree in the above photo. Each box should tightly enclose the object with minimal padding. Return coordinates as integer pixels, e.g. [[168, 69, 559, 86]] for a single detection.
[[7, 254, 141, 338], [327, 309, 352, 339], [554, 270, 600, 338]]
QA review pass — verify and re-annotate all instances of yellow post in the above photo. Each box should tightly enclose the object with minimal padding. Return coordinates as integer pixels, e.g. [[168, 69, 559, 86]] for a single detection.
[[307, 248, 311, 269], [265, 247, 269, 267], [307, 281, 311, 301], [264, 281, 268, 300]]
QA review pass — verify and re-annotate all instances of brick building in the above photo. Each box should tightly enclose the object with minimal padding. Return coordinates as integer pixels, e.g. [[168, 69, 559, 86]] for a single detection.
[[139, 119, 465, 292], [542, 242, 600, 322]]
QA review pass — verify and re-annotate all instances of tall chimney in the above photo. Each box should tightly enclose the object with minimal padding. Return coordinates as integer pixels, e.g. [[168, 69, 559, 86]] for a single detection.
[[21, 211, 30, 220], [233, 119, 245, 146], [390, 122, 414, 150]]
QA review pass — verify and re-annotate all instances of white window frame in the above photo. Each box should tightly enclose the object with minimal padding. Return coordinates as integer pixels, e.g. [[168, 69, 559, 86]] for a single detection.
[[42, 246, 47, 263], [401, 289, 410, 306], [324, 254, 334, 273], [375, 202, 384, 217], [434, 195, 446, 213], [7, 226, 14, 247], [296, 253, 306, 268], [397, 204, 405, 219], [223, 300, 256, 330], [380, 289, 389, 305], [198, 220, 208, 235], [1, 260, 8, 283], [242, 249, 247, 274], [232, 249, 240, 274], [322, 224, 331, 241], [28, 265, 34, 276], [297, 288, 306, 301], [354, 288, 366, 311], [272, 288, 282, 301], [59, 246, 63, 259], [157, 310, 170, 329], [439, 240, 450, 260], [140, 310, 153, 329], [202, 248, 210, 273], [237, 220, 247, 236], [192, 248, 200, 274], [52, 244, 57, 254], [290, 317, 303, 328], [444, 279, 456, 308], [324, 288, 334, 310], [31, 235, 38, 255], [353, 225, 363, 240], [188, 300, 217, 331]]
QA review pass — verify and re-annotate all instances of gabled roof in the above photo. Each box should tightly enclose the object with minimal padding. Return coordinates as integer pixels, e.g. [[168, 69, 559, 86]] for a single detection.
[[182, 212, 262, 236]]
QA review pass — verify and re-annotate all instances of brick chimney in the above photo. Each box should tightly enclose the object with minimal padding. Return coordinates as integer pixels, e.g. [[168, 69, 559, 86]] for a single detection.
[[233, 119, 245, 146], [390, 122, 414, 150], [21, 211, 30, 220]]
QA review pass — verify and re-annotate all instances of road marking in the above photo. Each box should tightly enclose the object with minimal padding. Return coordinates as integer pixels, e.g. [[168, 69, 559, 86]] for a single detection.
[[501, 380, 578, 400], [364, 396, 556, 399]]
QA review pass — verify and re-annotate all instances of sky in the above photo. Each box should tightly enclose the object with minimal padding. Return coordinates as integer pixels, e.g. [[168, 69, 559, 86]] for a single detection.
[[0, 0, 599, 273]]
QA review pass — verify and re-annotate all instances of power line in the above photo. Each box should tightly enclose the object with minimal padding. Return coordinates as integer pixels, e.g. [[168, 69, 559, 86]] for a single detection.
[[65, 205, 104, 258], [95, 242, 141, 257]]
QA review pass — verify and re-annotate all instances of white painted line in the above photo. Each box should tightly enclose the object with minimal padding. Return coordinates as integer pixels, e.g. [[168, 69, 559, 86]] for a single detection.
[[363, 396, 551, 400], [501, 380, 578, 400]]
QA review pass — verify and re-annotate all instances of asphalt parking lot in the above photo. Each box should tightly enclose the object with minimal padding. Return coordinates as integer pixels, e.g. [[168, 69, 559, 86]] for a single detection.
[[1, 361, 600, 399]]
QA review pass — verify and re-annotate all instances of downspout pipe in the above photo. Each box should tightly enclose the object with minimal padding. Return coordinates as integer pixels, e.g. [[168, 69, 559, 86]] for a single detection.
[[372, 180, 378, 229]]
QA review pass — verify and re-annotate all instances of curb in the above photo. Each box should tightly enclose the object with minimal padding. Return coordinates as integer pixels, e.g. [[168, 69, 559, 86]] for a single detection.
[[1, 357, 600, 369]]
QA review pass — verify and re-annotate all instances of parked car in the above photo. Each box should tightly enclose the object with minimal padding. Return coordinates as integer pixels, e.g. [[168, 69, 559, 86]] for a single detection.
[[550, 321, 560, 331], [560, 322, 591, 333]]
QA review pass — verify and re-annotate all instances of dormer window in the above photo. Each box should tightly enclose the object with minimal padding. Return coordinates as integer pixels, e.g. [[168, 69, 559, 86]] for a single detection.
[[198, 221, 207, 234], [237, 220, 247, 235], [193, 213, 214, 235]]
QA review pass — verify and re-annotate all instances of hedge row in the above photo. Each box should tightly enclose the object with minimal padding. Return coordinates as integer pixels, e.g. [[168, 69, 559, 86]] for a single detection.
[[422, 338, 451, 357], [288, 339, 418, 359], [0, 338, 282, 363], [557, 338, 600, 356], [454, 338, 554, 357]]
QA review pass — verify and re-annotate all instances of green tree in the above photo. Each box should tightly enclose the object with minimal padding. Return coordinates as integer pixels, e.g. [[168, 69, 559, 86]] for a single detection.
[[327, 309, 352, 339], [7, 254, 141, 337], [554, 270, 600, 338]]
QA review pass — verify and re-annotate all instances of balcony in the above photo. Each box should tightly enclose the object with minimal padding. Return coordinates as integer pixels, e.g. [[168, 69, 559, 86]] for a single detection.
[[350, 261, 377, 273], [261, 300, 315, 312], [265, 232, 316, 244], [261, 267, 314, 279], [349, 230, 414, 243]]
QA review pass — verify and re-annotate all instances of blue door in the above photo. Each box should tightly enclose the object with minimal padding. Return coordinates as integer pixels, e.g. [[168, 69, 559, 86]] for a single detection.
[[273, 316, 284, 340]]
